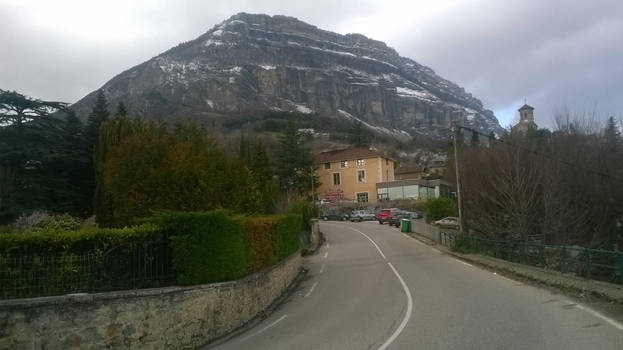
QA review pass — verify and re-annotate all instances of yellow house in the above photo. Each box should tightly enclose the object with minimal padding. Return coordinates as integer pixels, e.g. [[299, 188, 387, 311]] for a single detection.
[[315, 148, 395, 204]]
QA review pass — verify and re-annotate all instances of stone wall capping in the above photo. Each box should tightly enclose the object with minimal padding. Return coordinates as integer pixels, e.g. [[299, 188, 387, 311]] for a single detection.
[[0, 251, 303, 348]]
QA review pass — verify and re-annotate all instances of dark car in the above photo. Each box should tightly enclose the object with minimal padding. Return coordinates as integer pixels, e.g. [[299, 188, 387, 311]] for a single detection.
[[385, 210, 406, 227], [321, 211, 350, 221], [389, 211, 421, 227], [377, 208, 400, 224]]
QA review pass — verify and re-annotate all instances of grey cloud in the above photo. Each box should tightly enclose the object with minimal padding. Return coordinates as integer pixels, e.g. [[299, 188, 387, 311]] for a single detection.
[[1, 0, 621, 128]]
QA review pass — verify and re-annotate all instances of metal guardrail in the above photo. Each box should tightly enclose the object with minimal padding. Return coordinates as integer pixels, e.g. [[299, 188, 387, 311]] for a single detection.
[[0, 239, 176, 300], [439, 231, 623, 285]]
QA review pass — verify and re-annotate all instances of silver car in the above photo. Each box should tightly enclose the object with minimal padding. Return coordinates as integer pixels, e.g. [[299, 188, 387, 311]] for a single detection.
[[350, 210, 376, 222]]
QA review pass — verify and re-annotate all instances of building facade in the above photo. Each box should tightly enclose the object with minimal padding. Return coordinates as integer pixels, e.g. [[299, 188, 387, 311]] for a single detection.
[[315, 148, 394, 204], [376, 179, 455, 201]]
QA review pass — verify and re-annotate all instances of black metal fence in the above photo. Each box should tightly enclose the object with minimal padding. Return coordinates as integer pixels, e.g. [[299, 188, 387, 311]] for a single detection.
[[0, 238, 176, 300], [439, 231, 623, 285]]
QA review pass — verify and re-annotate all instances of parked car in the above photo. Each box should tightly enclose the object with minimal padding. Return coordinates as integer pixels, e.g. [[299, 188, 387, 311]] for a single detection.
[[377, 208, 400, 224], [434, 217, 459, 229], [321, 211, 350, 221], [386, 210, 406, 227], [350, 210, 376, 222], [389, 211, 422, 227]]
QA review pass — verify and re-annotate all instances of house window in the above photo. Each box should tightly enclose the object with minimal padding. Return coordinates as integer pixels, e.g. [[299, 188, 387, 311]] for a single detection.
[[357, 158, 365, 166], [332, 173, 341, 186], [324, 162, 331, 170], [340, 160, 348, 168], [357, 170, 366, 183], [357, 192, 369, 203]]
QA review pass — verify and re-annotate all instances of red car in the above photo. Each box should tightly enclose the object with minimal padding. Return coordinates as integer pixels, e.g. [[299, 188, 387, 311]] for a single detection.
[[377, 208, 400, 224]]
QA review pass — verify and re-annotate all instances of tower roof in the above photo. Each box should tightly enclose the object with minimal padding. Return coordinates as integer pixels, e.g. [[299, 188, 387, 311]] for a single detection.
[[518, 104, 535, 112]]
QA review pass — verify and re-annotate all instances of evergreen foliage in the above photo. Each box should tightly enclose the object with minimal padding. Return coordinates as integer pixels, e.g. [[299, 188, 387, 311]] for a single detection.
[[94, 118, 262, 227], [275, 121, 317, 196], [424, 197, 458, 221], [0, 90, 88, 223]]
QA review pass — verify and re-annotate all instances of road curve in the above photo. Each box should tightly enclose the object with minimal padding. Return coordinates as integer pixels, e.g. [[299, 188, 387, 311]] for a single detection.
[[209, 221, 623, 350]]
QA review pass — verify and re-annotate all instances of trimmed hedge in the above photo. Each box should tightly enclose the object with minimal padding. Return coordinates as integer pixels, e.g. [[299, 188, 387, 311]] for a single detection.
[[0, 224, 161, 256], [0, 210, 302, 298], [244, 217, 278, 273], [150, 210, 250, 285], [0, 224, 164, 299], [148, 211, 302, 285]]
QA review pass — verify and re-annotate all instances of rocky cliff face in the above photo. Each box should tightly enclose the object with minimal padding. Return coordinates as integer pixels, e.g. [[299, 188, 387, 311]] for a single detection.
[[71, 13, 503, 139]]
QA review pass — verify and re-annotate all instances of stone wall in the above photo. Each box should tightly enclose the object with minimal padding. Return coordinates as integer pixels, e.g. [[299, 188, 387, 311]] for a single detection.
[[410, 220, 441, 242], [0, 252, 302, 349]]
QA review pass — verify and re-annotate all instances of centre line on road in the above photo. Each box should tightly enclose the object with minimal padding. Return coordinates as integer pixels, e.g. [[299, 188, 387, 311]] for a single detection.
[[324, 251, 328, 259], [378, 262, 414, 350], [319, 263, 325, 274], [349, 226, 413, 349], [431, 248, 441, 254], [304, 282, 318, 298], [239, 315, 288, 342], [350, 228, 387, 259], [454, 259, 473, 267]]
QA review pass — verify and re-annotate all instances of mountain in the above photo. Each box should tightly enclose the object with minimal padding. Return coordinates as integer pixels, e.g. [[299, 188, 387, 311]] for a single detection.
[[70, 13, 503, 141]]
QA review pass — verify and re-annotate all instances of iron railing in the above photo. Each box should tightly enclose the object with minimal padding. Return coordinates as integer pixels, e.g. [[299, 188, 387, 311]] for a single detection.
[[0, 238, 176, 300], [439, 231, 623, 285]]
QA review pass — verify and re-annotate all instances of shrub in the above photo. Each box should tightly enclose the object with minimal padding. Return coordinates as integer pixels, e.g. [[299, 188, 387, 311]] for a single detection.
[[0, 224, 163, 299], [288, 201, 318, 231], [244, 217, 278, 272], [29, 214, 82, 232], [150, 210, 249, 285], [273, 214, 302, 260], [423, 197, 458, 221]]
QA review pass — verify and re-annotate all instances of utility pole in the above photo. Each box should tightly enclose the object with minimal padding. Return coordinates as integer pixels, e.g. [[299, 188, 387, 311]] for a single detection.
[[310, 166, 315, 205], [453, 123, 465, 234], [386, 169, 390, 202]]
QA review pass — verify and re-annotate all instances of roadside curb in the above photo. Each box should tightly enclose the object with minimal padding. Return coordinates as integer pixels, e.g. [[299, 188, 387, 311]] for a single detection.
[[404, 232, 623, 305]]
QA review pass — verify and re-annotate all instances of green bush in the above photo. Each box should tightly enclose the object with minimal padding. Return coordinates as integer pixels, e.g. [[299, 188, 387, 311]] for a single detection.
[[288, 201, 317, 231], [0, 224, 162, 299], [423, 197, 458, 221], [244, 217, 278, 272], [453, 234, 477, 254], [274, 214, 302, 260], [150, 210, 250, 285], [0, 223, 160, 256]]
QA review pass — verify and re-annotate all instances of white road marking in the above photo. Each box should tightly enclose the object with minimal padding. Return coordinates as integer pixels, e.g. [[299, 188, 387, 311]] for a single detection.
[[304, 282, 318, 298], [350, 228, 387, 259], [378, 262, 414, 350], [324, 251, 328, 259], [327, 242, 330, 249], [319, 263, 325, 274], [349, 226, 413, 349], [563, 301, 623, 331], [239, 315, 288, 341], [454, 259, 473, 267], [431, 248, 441, 254]]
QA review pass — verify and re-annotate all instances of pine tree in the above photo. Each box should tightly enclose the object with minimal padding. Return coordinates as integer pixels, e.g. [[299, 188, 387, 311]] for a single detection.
[[115, 102, 128, 117], [348, 120, 370, 147], [276, 121, 316, 195], [86, 89, 109, 147]]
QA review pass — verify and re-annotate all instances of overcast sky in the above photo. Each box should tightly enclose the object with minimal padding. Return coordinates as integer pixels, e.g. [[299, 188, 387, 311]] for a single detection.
[[1, 0, 622, 128]]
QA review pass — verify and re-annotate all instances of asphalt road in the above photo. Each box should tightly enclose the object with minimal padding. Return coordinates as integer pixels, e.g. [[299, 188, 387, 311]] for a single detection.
[[209, 221, 623, 350]]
